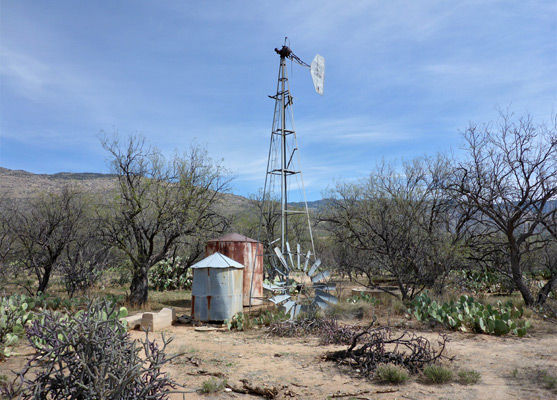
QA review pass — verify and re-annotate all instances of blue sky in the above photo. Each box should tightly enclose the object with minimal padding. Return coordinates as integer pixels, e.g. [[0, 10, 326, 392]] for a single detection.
[[1, 1, 556, 200]]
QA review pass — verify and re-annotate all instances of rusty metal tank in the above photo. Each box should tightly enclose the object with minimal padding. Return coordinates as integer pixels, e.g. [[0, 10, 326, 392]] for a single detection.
[[191, 252, 244, 321], [206, 233, 264, 306]]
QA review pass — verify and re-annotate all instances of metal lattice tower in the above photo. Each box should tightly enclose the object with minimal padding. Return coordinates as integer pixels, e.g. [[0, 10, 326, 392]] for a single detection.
[[248, 40, 326, 309], [264, 44, 316, 266]]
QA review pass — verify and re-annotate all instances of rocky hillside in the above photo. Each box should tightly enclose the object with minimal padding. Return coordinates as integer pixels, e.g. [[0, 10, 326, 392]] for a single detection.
[[0, 168, 117, 199], [0, 168, 252, 215]]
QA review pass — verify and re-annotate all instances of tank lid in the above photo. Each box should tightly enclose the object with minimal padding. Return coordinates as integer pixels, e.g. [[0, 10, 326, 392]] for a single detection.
[[207, 233, 258, 243], [191, 252, 245, 269]]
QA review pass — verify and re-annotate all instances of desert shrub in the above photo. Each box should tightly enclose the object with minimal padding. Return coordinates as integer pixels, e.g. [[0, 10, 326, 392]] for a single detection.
[[267, 316, 368, 345], [422, 364, 453, 384], [267, 317, 358, 344], [6, 297, 178, 399], [30, 292, 90, 311], [0, 294, 35, 359], [346, 293, 380, 305], [267, 317, 323, 337], [451, 268, 514, 294], [227, 310, 290, 331], [226, 312, 247, 331], [317, 319, 361, 345], [540, 370, 557, 391], [409, 291, 531, 336], [375, 363, 409, 384], [200, 377, 227, 393], [457, 369, 481, 385], [58, 259, 105, 298], [251, 309, 289, 327], [149, 257, 193, 291], [325, 301, 366, 320]]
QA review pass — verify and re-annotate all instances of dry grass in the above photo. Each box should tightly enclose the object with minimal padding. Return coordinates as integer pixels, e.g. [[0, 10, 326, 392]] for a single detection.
[[374, 363, 409, 384]]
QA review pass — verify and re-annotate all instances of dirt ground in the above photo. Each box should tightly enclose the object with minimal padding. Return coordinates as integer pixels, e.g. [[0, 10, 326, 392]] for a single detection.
[[144, 318, 556, 400], [1, 311, 556, 399]]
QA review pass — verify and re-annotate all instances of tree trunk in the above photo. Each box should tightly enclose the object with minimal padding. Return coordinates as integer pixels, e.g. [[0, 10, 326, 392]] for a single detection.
[[37, 264, 52, 294], [509, 252, 535, 306], [129, 267, 149, 306], [536, 273, 557, 306]]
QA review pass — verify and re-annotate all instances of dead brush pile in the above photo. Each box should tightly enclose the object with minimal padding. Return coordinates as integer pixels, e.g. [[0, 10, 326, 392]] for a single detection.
[[268, 317, 453, 379], [267, 317, 362, 345], [325, 325, 453, 378]]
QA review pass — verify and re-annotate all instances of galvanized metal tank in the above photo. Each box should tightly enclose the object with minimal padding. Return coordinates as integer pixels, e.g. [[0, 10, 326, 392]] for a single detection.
[[206, 233, 264, 306], [191, 252, 244, 321]]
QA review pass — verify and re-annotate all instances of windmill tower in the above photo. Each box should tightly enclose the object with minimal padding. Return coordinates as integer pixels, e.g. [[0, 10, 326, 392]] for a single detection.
[[248, 40, 336, 317]]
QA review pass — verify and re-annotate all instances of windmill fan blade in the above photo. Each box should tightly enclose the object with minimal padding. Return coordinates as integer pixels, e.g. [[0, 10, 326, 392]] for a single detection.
[[311, 269, 330, 283], [310, 54, 325, 95], [272, 265, 288, 278], [263, 282, 287, 291], [308, 259, 322, 277], [273, 247, 289, 272], [314, 297, 330, 310], [315, 289, 338, 304], [313, 283, 336, 291], [290, 303, 302, 320], [282, 300, 297, 315], [286, 242, 295, 270], [303, 251, 311, 272], [270, 294, 291, 305]]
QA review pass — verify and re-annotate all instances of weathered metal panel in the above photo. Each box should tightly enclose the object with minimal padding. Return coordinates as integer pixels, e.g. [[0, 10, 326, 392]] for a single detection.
[[206, 233, 264, 306], [191, 266, 243, 321]]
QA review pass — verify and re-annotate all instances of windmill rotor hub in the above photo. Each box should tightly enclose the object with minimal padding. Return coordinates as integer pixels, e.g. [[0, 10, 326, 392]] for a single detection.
[[275, 45, 292, 59]]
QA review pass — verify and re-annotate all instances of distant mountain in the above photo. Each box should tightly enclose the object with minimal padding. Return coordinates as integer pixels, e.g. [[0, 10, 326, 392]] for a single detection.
[[0, 168, 253, 217], [0, 167, 117, 200], [289, 199, 333, 211]]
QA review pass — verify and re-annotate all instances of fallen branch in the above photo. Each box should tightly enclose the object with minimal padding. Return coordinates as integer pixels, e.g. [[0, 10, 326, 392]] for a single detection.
[[186, 370, 225, 378], [226, 379, 279, 399], [326, 327, 453, 378], [330, 389, 370, 398], [330, 388, 398, 398]]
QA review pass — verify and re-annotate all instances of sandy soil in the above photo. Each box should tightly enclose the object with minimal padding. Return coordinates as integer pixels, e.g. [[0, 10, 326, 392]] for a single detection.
[[1, 316, 555, 399], [142, 321, 556, 400]]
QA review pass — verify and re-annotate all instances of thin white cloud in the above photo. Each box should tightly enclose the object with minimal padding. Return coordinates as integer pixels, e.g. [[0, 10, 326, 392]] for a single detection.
[[0, 49, 53, 98], [1, 0, 555, 200]]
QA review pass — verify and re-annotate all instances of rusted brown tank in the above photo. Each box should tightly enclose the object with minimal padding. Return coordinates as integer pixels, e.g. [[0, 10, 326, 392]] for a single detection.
[[206, 233, 264, 306]]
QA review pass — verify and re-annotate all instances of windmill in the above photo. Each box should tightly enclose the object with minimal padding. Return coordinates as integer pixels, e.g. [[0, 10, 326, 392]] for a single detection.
[[248, 38, 336, 318]]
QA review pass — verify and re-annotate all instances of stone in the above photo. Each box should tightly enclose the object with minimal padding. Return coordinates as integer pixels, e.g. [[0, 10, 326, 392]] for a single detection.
[[122, 314, 143, 330], [140, 307, 176, 332]]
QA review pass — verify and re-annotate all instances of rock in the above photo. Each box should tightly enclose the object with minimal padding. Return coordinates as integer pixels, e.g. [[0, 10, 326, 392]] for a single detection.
[[140, 307, 176, 332]]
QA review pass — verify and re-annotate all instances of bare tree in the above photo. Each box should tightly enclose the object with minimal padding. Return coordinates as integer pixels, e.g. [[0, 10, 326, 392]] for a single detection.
[[58, 231, 114, 298], [99, 134, 231, 306], [321, 156, 463, 300], [0, 197, 16, 287], [2, 187, 87, 294], [449, 112, 557, 306]]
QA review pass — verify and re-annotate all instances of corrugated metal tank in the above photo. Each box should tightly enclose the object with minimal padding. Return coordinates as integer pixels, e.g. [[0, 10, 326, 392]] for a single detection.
[[191, 252, 244, 321], [206, 233, 264, 306]]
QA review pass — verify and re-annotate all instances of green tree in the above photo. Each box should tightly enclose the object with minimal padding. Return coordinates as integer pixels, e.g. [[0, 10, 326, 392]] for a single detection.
[[449, 112, 557, 306], [321, 156, 463, 300], [99, 134, 231, 306]]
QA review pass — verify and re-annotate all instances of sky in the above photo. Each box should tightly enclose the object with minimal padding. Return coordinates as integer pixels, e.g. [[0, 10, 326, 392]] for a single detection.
[[1, 1, 556, 200]]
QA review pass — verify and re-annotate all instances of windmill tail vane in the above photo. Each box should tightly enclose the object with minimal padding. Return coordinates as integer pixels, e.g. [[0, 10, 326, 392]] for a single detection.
[[275, 40, 325, 96]]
